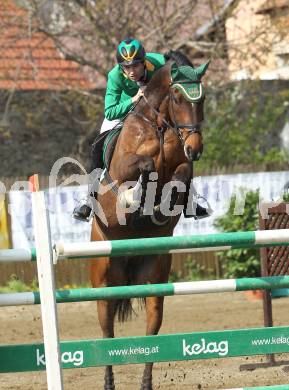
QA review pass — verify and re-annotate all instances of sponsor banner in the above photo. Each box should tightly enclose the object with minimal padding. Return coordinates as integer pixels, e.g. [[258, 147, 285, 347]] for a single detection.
[[9, 186, 91, 249], [174, 170, 289, 236], [7, 171, 289, 249], [0, 198, 10, 249], [2, 326, 289, 372]]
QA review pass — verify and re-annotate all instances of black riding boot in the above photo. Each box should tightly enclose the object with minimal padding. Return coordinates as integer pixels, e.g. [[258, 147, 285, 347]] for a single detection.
[[183, 202, 211, 219], [73, 202, 92, 222], [193, 203, 210, 219]]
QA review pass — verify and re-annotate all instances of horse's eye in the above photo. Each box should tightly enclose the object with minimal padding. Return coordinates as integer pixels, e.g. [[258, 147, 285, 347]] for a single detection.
[[172, 91, 180, 104]]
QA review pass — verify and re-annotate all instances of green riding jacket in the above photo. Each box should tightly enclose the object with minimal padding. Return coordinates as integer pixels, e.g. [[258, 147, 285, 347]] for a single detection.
[[104, 53, 166, 121]]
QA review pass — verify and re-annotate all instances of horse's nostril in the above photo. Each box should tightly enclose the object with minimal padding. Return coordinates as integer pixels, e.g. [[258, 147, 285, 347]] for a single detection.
[[184, 145, 193, 161], [184, 145, 203, 161]]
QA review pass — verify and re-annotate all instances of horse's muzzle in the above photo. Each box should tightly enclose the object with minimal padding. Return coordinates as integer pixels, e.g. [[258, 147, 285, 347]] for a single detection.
[[184, 145, 203, 161]]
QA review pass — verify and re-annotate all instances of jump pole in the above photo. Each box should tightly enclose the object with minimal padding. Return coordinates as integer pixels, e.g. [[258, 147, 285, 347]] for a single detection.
[[54, 229, 289, 260], [29, 175, 63, 390], [2, 230, 289, 263], [2, 275, 289, 307]]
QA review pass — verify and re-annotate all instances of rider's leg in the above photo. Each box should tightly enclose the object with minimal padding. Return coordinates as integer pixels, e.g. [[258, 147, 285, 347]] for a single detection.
[[100, 118, 121, 134], [73, 168, 103, 222], [73, 118, 121, 222]]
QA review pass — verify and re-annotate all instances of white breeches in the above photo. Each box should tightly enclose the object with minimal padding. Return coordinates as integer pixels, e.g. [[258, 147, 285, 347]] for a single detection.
[[100, 118, 122, 133]]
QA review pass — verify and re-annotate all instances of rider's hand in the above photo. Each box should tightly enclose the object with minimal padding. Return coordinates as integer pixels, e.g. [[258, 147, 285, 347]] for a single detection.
[[132, 88, 145, 103]]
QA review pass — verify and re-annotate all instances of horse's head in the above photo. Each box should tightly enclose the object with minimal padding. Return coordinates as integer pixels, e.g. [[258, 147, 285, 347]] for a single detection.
[[166, 61, 210, 161], [137, 54, 209, 162]]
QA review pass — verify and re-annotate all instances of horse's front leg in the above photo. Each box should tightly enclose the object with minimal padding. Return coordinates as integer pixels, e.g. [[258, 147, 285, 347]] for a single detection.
[[115, 153, 156, 212], [138, 157, 156, 212], [141, 295, 165, 390], [97, 299, 116, 390], [139, 254, 172, 390]]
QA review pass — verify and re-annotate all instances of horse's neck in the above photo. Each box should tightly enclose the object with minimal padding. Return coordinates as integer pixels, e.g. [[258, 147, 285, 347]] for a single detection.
[[136, 66, 170, 119], [135, 97, 158, 123]]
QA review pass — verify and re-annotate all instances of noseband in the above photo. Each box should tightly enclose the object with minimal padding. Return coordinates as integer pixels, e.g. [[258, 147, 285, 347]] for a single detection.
[[168, 89, 202, 146]]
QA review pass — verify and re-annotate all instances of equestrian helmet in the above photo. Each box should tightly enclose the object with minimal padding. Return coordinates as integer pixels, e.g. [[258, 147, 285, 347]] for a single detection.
[[116, 38, 146, 66]]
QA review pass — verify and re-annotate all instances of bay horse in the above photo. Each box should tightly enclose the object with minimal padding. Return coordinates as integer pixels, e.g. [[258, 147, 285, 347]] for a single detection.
[[90, 52, 210, 390]]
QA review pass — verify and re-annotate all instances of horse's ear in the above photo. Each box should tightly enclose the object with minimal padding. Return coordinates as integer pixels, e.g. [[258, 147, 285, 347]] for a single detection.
[[195, 60, 210, 79]]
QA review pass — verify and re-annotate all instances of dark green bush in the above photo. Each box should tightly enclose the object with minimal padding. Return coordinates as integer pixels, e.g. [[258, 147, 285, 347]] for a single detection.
[[199, 82, 289, 170], [214, 190, 260, 278]]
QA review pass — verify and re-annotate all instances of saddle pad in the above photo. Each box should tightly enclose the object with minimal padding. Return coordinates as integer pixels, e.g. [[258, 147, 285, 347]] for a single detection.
[[103, 127, 121, 169]]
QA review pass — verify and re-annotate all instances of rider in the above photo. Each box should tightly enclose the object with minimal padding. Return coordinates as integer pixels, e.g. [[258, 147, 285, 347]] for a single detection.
[[73, 38, 210, 222]]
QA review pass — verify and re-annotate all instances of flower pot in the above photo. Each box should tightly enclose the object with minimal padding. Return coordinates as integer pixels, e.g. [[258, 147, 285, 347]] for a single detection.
[[244, 290, 264, 301]]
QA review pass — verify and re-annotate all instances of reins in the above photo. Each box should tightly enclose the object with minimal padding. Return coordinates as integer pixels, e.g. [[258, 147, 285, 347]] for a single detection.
[[136, 91, 202, 147]]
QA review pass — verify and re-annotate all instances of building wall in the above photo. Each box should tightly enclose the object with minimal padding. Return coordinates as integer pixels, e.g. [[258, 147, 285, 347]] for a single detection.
[[226, 0, 289, 80]]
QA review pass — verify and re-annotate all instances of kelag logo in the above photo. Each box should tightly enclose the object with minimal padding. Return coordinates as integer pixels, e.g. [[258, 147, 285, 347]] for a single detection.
[[36, 349, 84, 367], [182, 338, 228, 357]]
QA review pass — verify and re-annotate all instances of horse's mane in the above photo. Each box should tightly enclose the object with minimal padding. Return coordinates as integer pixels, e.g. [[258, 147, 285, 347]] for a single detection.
[[138, 50, 194, 109], [164, 50, 194, 67]]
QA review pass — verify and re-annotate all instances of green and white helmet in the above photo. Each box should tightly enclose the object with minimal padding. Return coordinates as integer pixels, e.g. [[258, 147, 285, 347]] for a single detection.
[[116, 38, 146, 66]]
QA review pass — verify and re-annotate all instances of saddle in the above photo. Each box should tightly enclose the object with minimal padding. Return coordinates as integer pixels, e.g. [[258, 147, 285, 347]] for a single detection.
[[90, 126, 122, 171]]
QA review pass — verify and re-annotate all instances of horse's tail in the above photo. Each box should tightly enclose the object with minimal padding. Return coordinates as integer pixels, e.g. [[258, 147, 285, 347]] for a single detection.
[[114, 298, 133, 322], [114, 256, 146, 323], [115, 296, 145, 322]]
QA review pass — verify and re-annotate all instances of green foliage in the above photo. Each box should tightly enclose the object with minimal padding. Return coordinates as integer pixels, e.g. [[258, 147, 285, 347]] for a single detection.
[[0, 89, 103, 176], [199, 82, 289, 170], [0, 275, 91, 293], [183, 258, 215, 281], [0, 275, 39, 293], [169, 257, 215, 282], [214, 188, 289, 278], [214, 190, 261, 278]]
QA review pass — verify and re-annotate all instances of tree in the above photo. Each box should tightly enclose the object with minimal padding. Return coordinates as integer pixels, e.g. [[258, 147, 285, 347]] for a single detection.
[[1, 0, 289, 176]]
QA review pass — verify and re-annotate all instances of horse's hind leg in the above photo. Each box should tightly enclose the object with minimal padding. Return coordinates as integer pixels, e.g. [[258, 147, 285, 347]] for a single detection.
[[97, 299, 116, 390], [141, 295, 165, 390]]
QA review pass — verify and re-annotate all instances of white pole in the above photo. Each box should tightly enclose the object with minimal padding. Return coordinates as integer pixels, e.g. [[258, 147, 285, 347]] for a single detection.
[[30, 175, 63, 390], [0, 292, 35, 306], [0, 248, 33, 262]]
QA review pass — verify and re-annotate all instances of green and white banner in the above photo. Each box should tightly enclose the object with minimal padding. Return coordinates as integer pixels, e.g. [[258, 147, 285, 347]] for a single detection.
[[1, 325, 289, 373]]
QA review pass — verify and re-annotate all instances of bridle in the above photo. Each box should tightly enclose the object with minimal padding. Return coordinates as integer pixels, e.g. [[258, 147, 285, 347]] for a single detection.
[[168, 88, 203, 146], [134, 86, 203, 147]]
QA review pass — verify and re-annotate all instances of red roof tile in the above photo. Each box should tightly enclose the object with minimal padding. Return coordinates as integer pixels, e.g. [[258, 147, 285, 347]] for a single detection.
[[0, 1, 94, 90]]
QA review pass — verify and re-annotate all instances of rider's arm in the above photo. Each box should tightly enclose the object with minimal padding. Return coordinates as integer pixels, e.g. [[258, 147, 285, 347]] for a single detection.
[[104, 73, 134, 121]]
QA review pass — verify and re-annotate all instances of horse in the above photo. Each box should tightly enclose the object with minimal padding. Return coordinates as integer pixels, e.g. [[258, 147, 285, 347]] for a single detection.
[[90, 52, 210, 390]]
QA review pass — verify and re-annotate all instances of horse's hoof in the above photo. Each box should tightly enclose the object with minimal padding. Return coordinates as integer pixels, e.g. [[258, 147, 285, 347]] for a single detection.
[[151, 205, 170, 226], [140, 376, 153, 390], [104, 385, 115, 390], [104, 377, 115, 390]]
